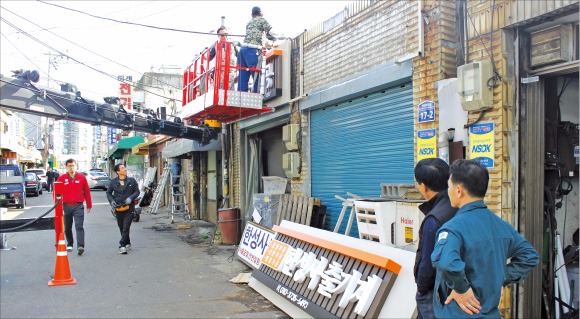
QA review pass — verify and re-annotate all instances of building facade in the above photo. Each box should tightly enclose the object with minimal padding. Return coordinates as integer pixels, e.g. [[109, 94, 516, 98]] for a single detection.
[[223, 1, 579, 317]]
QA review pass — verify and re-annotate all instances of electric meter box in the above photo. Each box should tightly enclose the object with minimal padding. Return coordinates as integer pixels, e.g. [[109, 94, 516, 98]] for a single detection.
[[282, 152, 300, 178], [282, 124, 299, 151], [354, 199, 424, 252], [457, 61, 493, 111]]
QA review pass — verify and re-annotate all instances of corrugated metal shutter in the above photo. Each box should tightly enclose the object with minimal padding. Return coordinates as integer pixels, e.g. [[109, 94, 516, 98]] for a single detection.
[[311, 83, 414, 237]]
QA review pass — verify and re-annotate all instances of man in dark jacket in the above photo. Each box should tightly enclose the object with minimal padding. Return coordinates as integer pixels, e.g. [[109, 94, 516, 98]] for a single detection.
[[46, 167, 53, 193], [413, 158, 458, 319], [106, 163, 139, 254], [46, 167, 58, 193]]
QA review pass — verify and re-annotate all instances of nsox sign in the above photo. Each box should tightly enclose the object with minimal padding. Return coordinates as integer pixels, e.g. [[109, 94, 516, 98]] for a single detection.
[[472, 144, 491, 153], [417, 129, 437, 161], [469, 122, 495, 168]]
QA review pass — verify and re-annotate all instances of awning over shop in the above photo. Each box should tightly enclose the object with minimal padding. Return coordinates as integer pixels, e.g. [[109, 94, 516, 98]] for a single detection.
[[19, 147, 42, 163], [107, 136, 145, 159], [18, 149, 44, 165], [0, 133, 42, 163], [162, 136, 221, 159], [131, 135, 169, 155]]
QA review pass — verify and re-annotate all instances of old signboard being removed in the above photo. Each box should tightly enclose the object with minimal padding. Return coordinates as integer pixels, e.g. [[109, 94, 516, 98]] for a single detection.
[[249, 221, 417, 318]]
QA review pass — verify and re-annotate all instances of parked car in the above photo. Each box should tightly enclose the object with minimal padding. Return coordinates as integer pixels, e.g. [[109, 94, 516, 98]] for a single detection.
[[0, 164, 26, 208], [80, 171, 110, 191], [25, 168, 48, 190], [24, 172, 43, 196]]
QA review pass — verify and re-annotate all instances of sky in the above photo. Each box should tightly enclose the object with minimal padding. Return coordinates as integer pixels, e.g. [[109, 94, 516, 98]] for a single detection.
[[0, 0, 351, 102]]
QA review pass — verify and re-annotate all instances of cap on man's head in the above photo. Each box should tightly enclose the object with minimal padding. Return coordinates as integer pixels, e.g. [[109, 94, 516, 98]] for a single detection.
[[252, 6, 261, 14]]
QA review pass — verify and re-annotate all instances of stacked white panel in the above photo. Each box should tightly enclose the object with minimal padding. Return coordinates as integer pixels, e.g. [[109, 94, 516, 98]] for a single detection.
[[353, 201, 396, 245], [354, 199, 424, 252]]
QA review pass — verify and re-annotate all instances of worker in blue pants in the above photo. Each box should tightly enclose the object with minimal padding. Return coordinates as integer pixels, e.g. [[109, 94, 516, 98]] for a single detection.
[[171, 160, 181, 194]]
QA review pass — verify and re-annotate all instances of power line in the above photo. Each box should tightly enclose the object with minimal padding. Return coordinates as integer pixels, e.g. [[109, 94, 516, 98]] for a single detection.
[[1, 5, 182, 92], [0, 15, 183, 103], [0, 32, 47, 78], [1, 38, 108, 98], [37, 0, 245, 38]]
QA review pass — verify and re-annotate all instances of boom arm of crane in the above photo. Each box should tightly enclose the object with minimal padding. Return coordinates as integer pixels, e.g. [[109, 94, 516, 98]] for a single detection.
[[0, 70, 219, 144]]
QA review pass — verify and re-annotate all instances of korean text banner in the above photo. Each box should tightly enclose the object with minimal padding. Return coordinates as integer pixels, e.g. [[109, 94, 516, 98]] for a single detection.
[[469, 122, 495, 168], [417, 128, 437, 161], [237, 222, 275, 269]]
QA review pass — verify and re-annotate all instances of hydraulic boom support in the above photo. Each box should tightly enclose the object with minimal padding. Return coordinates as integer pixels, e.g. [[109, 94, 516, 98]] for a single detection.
[[0, 70, 219, 144]]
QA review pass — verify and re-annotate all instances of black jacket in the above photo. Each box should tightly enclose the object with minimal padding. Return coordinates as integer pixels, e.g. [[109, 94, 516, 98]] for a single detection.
[[106, 177, 139, 210], [47, 171, 55, 183], [414, 191, 457, 294]]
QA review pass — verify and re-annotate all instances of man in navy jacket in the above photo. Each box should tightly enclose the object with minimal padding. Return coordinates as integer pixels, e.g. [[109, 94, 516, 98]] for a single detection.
[[414, 158, 457, 319], [106, 164, 139, 255], [432, 160, 539, 318]]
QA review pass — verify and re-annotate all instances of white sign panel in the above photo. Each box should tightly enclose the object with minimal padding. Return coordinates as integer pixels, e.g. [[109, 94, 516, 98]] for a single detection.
[[236, 222, 275, 269]]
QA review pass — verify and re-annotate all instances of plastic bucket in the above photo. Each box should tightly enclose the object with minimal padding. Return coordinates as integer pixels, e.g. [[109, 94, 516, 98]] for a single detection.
[[218, 208, 241, 245]]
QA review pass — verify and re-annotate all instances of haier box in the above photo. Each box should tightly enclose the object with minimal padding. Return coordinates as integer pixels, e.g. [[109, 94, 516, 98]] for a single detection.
[[354, 199, 424, 252]]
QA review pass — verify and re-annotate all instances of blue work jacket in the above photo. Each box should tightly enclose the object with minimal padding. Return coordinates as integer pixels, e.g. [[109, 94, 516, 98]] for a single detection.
[[431, 201, 539, 318]]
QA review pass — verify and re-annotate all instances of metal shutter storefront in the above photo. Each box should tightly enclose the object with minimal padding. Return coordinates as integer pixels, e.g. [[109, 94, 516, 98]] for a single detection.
[[310, 83, 414, 237]]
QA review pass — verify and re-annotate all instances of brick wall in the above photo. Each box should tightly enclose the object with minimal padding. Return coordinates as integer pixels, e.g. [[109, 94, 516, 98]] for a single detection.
[[413, 0, 458, 135], [463, 1, 513, 223], [456, 2, 515, 316], [413, 0, 514, 226], [286, 1, 422, 196], [302, 0, 419, 93]]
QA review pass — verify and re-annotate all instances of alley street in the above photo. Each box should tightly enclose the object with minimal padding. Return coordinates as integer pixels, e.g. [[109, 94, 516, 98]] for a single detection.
[[0, 190, 288, 318]]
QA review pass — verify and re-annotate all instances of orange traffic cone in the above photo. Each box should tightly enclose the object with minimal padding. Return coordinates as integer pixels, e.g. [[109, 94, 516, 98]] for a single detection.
[[48, 233, 77, 286]]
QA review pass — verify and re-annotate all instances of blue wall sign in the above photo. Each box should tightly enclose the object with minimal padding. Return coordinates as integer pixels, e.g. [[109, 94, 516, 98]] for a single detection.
[[417, 100, 435, 123], [107, 127, 117, 145]]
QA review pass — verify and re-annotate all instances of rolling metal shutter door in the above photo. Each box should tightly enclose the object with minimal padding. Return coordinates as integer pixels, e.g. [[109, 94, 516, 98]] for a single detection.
[[311, 83, 414, 237]]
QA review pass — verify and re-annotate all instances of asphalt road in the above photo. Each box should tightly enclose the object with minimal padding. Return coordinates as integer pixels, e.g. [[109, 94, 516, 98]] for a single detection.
[[0, 190, 288, 318]]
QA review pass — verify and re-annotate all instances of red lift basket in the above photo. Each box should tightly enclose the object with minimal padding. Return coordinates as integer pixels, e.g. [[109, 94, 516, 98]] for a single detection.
[[181, 40, 272, 126]]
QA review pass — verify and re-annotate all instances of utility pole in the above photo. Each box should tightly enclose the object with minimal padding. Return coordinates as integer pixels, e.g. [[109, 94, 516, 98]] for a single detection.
[[44, 52, 67, 88], [42, 52, 67, 168]]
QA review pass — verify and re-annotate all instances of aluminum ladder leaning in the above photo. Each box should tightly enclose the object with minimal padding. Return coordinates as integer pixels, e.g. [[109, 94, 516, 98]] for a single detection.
[[170, 170, 190, 223], [148, 165, 171, 214]]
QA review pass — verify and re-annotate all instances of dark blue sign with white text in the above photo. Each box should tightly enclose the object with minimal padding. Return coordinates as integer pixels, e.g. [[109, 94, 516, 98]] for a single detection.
[[417, 100, 435, 123]]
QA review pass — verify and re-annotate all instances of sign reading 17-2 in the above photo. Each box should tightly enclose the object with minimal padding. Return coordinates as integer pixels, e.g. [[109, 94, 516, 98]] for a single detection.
[[417, 100, 435, 123]]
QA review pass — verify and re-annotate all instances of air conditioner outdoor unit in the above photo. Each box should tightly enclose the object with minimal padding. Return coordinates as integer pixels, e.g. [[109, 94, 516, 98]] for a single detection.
[[282, 124, 299, 151], [354, 199, 424, 252], [530, 24, 574, 68], [282, 152, 300, 178]]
